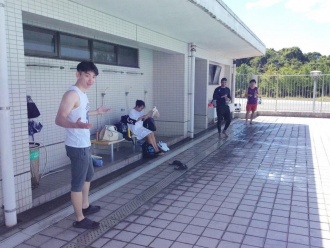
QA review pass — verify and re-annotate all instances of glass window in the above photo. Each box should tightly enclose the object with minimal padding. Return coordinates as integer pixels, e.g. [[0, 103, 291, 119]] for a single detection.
[[93, 41, 116, 64], [23, 26, 56, 56], [23, 25, 139, 67], [209, 64, 222, 85], [60, 34, 90, 60], [117, 46, 138, 68]]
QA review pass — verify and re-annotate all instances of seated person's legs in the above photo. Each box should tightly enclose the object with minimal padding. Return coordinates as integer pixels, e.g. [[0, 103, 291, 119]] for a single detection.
[[146, 132, 162, 153]]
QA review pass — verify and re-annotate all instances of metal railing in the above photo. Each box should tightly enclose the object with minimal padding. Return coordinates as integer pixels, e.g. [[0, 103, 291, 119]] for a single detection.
[[235, 74, 330, 113]]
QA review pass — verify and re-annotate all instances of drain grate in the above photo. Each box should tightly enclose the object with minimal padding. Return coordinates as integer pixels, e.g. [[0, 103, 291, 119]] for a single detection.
[[62, 168, 186, 247]]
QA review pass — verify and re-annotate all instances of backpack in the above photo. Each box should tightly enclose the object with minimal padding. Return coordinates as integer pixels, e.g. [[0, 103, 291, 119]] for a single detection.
[[142, 142, 158, 158]]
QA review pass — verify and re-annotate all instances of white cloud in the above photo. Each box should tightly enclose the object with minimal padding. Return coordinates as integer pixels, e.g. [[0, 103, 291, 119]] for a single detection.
[[247, 0, 330, 23], [284, 0, 320, 13], [246, 0, 284, 9], [285, 0, 330, 24]]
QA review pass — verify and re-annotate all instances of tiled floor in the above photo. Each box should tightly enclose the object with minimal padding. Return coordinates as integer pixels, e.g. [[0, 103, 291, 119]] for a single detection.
[[2, 116, 330, 248], [31, 134, 184, 206]]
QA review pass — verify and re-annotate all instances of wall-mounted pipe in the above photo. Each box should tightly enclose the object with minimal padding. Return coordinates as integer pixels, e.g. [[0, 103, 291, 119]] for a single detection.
[[0, 0, 17, 227], [102, 69, 124, 74], [126, 71, 143, 75], [26, 64, 64, 69], [188, 43, 196, 139]]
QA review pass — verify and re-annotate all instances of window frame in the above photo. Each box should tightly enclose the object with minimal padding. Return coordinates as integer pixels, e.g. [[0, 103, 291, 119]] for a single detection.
[[92, 39, 117, 65], [23, 24, 58, 58], [117, 45, 139, 68], [23, 25, 139, 68], [59, 33, 92, 61]]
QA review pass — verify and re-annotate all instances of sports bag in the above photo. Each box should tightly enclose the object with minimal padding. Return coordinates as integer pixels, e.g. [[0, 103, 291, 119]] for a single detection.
[[142, 142, 157, 158]]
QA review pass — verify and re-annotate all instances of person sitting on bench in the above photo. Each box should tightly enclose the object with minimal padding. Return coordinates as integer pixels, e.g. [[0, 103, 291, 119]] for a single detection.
[[127, 100, 164, 155]]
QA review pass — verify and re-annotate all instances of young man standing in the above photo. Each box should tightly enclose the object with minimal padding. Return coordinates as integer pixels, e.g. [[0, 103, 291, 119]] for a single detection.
[[245, 79, 259, 124], [212, 77, 232, 138], [55, 61, 110, 229]]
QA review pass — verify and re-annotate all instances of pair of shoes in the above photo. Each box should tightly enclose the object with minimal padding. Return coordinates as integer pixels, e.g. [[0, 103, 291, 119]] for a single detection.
[[82, 205, 101, 216], [73, 218, 100, 229], [170, 160, 187, 170], [222, 130, 228, 137], [158, 141, 170, 151]]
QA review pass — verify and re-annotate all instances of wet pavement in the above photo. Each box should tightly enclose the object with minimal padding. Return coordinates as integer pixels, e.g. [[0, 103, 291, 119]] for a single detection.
[[2, 116, 330, 248]]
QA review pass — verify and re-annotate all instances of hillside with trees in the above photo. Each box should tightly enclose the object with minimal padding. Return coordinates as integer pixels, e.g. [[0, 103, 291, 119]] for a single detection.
[[234, 47, 330, 101], [236, 47, 330, 75]]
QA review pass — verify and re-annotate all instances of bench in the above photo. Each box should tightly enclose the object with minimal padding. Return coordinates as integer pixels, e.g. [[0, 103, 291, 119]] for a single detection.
[[91, 139, 125, 160]]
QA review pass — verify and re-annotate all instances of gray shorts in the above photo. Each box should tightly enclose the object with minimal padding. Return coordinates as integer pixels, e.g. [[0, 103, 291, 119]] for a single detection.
[[65, 145, 94, 192]]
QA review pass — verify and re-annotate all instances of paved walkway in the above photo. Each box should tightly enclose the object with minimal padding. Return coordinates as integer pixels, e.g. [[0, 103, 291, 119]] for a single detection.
[[2, 116, 330, 248]]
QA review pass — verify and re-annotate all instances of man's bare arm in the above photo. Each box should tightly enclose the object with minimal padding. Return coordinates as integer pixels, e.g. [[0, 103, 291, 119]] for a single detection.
[[55, 91, 92, 129], [88, 106, 111, 116]]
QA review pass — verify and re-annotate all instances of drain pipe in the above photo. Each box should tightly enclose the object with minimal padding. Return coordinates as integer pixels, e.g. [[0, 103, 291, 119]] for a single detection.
[[0, 0, 18, 227], [188, 43, 196, 138], [232, 59, 236, 104]]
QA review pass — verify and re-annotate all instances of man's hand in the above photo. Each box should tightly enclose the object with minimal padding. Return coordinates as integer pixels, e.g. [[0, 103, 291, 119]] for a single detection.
[[97, 106, 111, 114], [76, 118, 93, 129]]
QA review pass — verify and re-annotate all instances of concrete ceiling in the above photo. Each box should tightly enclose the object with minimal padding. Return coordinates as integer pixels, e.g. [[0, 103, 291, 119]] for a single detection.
[[70, 0, 265, 59]]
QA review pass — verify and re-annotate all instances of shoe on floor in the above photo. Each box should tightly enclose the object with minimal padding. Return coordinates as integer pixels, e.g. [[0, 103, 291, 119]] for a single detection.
[[73, 218, 100, 229], [158, 141, 170, 151], [174, 163, 188, 170], [157, 141, 170, 152], [82, 205, 101, 216]]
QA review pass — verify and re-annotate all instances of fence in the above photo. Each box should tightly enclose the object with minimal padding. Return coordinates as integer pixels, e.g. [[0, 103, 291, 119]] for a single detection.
[[235, 74, 330, 113]]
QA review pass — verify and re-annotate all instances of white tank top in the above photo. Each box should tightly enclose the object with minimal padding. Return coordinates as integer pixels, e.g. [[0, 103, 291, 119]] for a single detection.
[[65, 85, 91, 148]]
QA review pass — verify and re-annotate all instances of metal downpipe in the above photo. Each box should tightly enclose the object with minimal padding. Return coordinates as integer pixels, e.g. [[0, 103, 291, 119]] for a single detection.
[[188, 43, 196, 139], [0, 0, 18, 227]]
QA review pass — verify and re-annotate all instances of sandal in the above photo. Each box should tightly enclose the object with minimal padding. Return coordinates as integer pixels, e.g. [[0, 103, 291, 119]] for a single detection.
[[174, 162, 188, 170], [73, 218, 100, 229], [156, 151, 165, 156], [82, 205, 101, 216], [170, 160, 182, 166]]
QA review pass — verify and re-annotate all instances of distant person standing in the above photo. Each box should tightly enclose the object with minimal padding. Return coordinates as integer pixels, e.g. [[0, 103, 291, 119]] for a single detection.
[[55, 61, 110, 229], [245, 79, 259, 124], [212, 77, 232, 138]]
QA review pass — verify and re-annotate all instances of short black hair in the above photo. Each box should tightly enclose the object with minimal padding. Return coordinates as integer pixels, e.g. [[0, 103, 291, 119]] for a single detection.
[[135, 100, 145, 108], [221, 77, 227, 83], [249, 79, 256, 84], [77, 61, 99, 76]]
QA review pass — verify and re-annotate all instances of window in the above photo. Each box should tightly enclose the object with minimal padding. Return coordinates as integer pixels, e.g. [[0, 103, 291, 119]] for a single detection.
[[118, 46, 138, 68], [60, 34, 90, 60], [23, 25, 139, 68], [93, 41, 116, 65], [209, 64, 222, 85], [23, 25, 57, 57]]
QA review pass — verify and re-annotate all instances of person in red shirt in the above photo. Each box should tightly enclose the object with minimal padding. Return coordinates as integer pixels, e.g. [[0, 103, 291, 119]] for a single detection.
[[245, 79, 259, 124]]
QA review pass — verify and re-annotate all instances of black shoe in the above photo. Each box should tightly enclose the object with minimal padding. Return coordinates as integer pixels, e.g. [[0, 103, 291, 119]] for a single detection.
[[73, 218, 100, 229], [82, 205, 101, 216]]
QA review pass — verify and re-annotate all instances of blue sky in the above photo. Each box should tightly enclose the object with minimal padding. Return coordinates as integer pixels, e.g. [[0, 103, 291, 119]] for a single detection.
[[223, 0, 330, 56]]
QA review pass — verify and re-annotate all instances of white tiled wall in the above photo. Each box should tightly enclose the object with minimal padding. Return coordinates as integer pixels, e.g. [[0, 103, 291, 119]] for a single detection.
[[1, 0, 233, 223]]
